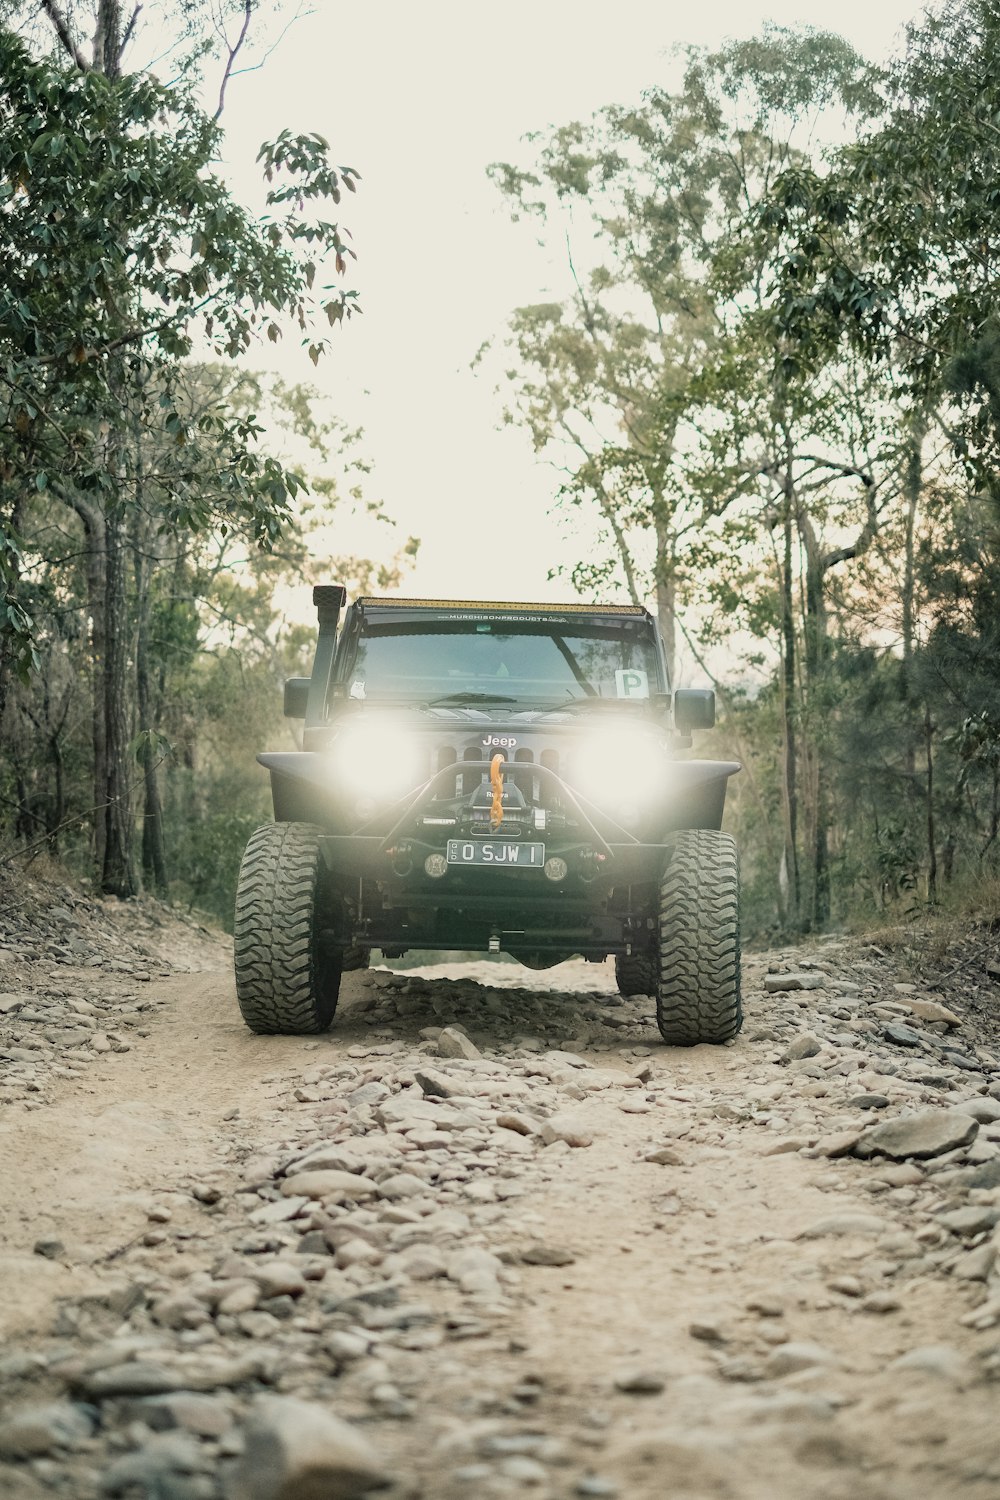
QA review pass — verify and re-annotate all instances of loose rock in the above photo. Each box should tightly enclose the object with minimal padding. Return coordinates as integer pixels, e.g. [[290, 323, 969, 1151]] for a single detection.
[[854, 1108, 979, 1160], [231, 1395, 392, 1499]]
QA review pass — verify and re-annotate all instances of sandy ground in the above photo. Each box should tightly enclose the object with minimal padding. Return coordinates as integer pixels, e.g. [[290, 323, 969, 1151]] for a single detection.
[[1, 931, 1000, 1499]]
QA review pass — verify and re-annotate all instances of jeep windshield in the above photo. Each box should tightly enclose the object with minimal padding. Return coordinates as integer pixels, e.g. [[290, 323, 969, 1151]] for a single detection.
[[344, 617, 663, 706]]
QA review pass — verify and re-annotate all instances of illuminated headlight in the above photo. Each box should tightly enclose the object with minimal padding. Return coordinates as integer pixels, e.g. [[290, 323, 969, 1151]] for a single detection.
[[570, 728, 667, 806], [328, 722, 426, 804]]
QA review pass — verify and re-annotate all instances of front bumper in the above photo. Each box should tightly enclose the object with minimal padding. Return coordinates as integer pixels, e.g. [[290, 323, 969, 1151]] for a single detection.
[[254, 753, 738, 957], [256, 752, 735, 884]]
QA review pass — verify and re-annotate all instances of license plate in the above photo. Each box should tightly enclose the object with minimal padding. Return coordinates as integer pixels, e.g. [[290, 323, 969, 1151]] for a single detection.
[[446, 839, 545, 868]]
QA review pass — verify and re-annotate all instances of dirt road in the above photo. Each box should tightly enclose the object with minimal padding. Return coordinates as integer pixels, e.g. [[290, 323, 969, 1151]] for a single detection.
[[1, 897, 1000, 1499]]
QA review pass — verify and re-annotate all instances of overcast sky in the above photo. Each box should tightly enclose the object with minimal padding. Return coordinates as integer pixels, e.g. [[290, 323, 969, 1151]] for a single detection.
[[215, 0, 923, 614]]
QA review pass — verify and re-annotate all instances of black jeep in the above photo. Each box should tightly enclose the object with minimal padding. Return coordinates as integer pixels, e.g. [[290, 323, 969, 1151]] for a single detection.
[[234, 587, 742, 1046]]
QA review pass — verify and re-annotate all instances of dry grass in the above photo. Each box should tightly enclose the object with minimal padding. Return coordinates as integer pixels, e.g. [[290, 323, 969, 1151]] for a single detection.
[[839, 872, 1000, 986]]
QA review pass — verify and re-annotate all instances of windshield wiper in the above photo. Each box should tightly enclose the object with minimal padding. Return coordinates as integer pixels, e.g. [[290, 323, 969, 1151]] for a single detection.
[[534, 697, 646, 713], [424, 692, 519, 706]]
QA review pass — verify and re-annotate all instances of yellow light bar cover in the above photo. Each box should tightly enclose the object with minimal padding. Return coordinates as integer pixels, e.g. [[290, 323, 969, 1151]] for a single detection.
[[356, 597, 647, 615]]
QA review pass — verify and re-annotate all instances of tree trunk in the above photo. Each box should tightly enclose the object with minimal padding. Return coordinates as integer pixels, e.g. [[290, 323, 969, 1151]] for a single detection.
[[654, 519, 677, 687], [133, 510, 168, 895], [0, 486, 25, 727], [780, 498, 801, 928], [100, 502, 138, 897], [798, 511, 831, 929], [95, 0, 124, 78], [65, 493, 109, 873], [900, 413, 926, 779], [50, 730, 65, 850], [925, 701, 937, 904]]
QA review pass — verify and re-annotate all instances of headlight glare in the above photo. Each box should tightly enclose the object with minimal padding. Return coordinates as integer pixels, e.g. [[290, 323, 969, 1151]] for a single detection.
[[328, 722, 426, 803], [570, 728, 666, 806]]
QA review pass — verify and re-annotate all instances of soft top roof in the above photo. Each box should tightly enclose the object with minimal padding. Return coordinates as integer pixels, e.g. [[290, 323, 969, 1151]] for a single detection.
[[354, 596, 649, 618]]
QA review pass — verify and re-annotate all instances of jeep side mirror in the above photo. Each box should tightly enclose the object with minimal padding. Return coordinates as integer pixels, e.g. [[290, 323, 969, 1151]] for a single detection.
[[283, 677, 311, 719], [674, 688, 715, 732]]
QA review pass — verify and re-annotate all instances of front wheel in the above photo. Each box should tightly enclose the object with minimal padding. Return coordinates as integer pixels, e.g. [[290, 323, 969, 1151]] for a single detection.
[[233, 822, 342, 1034], [656, 830, 742, 1046]]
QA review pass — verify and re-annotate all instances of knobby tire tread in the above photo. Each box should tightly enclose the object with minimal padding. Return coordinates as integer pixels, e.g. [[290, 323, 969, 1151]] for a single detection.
[[657, 829, 742, 1047], [615, 952, 656, 997], [233, 822, 341, 1034]]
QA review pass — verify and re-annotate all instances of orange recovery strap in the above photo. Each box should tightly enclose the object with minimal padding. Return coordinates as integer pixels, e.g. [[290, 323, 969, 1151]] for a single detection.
[[490, 753, 505, 831]]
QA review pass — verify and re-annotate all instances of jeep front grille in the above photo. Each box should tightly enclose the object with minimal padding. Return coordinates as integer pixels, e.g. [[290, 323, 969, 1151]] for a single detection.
[[425, 742, 564, 808]]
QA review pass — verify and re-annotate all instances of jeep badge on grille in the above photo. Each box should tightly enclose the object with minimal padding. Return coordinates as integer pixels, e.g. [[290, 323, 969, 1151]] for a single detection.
[[482, 734, 517, 749]]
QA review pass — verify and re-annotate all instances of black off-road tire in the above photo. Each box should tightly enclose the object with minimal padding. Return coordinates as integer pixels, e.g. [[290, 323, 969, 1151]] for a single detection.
[[341, 945, 371, 972], [615, 952, 656, 997], [234, 822, 342, 1034], [656, 829, 742, 1046]]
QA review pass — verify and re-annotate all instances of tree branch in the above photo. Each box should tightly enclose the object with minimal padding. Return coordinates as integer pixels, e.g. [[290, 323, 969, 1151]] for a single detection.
[[118, 3, 142, 63], [214, 0, 253, 122], [793, 452, 876, 490], [39, 0, 89, 70]]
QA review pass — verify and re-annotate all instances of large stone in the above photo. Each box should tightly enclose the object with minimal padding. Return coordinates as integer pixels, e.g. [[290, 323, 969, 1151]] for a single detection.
[[171, 1353, 270, 1391], [101, 1432, 209, 1497], [437, 1027, 482, 1061], [937, 1205, 1000, 1237], [129, 1392, 235, 1437], [375, 1173, 427, 1200], [952, 1243, 998, 1282], [519, 1241, 577, 1267], [882, 1023, 925, 1048], [764, 973, 825, 991], [814, 1129, 863, 1158], [252, 1262, 308, 1299], [763, 1342, 838, 1378], [375, 1094, 444, 1129], [781, 1033, 823, 1061], [414, 1068, 457, 1098], [287, 1145, 370, 1175], [540, 1112, 594, 1148], [282, 1171, 378, 1202], [854, 1108, 979, 1161], [896, 998, 962, 1028], [888, 1345, 973, 1387], [78, 1363, 184, 1399], [955, 1098, 1000, 1124], [231, 1394, 392, 1499], [799, 1212, 889, 1239], [0, 1401, 94, 1456]]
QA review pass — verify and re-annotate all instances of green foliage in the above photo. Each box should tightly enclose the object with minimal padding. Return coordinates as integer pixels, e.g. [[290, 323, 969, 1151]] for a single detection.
[[766, 0, 1000, 488], [491, 10, 1000, 935], [486, 28, 879, 670], [0, 20, 360, 680], [0, 5, 418, 907]]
